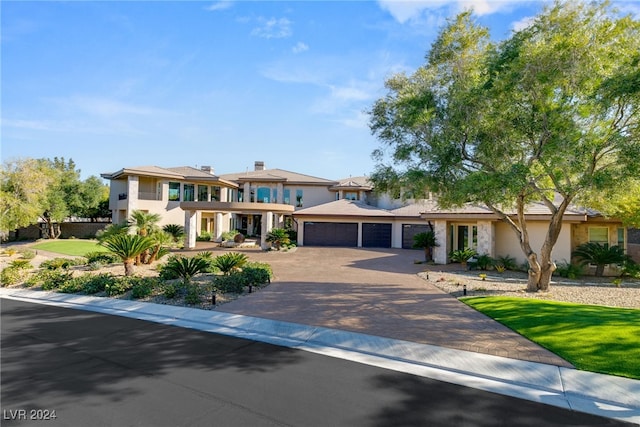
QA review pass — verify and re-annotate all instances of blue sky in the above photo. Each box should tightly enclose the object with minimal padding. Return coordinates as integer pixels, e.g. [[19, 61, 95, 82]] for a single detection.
[[3, 1, 639, 181]]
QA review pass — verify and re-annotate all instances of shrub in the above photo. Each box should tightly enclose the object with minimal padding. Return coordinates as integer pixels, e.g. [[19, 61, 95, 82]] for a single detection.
[[40, 257, 81, 270], [449, 248, 477, 263], [212, 272, 247, 294], [184, 284, 203, 305], [475, 254, 494, 270], [131, 277, 159, 299], [554, 261, 584, 279], [242, 262, 273, 286], [221, 230, 240, 242], [10, 259, 33, 269], [266, 228, 290, 250], [4, 248, 17, 256], [87, 261, 103, 271], [40, 270, 74, 290], [85, 251, 120, 265], [196, 231, 212, 242], [163, 224, 186, 243], [163, 282, 180, 299], [572, 242, 627, 277], [1, 267, 24, 286], [494, 255, 518, 271], [82, 273, 114, 294], [104, 277, 134, 296], [19, 249, 36, 260], [162, 255, 210, 285], [620, 259, 640, 279], [58, 277, 85, 294]]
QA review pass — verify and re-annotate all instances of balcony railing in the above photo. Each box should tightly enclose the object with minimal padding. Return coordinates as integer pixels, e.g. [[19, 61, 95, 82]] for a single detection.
[[138, 192, 160, 201]]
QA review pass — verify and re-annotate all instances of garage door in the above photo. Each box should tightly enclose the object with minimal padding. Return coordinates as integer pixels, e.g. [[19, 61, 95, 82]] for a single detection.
[[402, 224, 430, 249], [362, 223, 392, 248], [304, 222, 358, 247]]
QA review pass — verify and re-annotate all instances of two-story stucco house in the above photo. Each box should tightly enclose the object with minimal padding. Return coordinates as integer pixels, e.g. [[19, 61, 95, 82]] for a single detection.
[[102, 161, 632, 272]]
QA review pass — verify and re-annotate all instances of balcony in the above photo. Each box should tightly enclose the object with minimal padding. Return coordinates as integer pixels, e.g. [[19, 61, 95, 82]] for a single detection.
[[138, 191, 160, 201]]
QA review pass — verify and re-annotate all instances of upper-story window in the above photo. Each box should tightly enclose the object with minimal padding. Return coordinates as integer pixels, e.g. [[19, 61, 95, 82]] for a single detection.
[[296, 189, 303, 208], [284, 189, 291, 205], [168, 182, 180, 201], [345, 191, 358, 200], [183, 184, 195, 202], [237, 188, 244, 202], [197, 185, 209, 202], [257, 187, 270, 203], [211, 186, 221, 201]]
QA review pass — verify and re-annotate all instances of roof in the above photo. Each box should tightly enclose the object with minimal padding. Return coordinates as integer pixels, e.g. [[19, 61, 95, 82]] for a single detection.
[[331, 176, 373, 190], [101, 165, 237, 187], [294, 199, 395, 217], [219, 168, 336, 185], [390, 200, 440, 217], [420, 202, 587, 220]]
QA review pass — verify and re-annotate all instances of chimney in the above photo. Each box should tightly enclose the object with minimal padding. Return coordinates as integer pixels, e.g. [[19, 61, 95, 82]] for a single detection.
[[254, 161, 265, 171], [201, 165, 214, 174]]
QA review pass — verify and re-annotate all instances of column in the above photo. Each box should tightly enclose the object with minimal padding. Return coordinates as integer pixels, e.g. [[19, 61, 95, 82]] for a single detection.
[[433, 220, 448, 264], [357, 222, 363, 247], [261, 211, 274, 250], [213, 212, 224, 241], [477, 221, 495, 257], [126, 175, 139, 217], [277, 183, 284, 203], [184, 210, 197, 249]]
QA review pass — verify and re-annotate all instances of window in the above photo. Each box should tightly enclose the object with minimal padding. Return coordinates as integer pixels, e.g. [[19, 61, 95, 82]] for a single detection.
[[237, 188, 244, 202], [257, 187, 270, 203], [168, 182, 180, 201], [296, 189, 303, 208], [345, 191, 358, 200], [198, 185, 209, 202], [250, 187, 256, 203], [618, 228, 625, 247], [589, 227, 609, 244], [284, 189, 291, 205], [211, 186, 221, 201], [183, 184, 195, 202], [450, 224, 478, 251], [272, 188, 278, 203]]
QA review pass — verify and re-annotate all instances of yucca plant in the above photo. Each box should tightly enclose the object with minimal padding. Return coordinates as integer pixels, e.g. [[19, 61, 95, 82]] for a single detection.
[[212, 252, 248, 275], [100, 234, 155, 276], [572, 242, 627, 277], [162, 255, 211, 285]]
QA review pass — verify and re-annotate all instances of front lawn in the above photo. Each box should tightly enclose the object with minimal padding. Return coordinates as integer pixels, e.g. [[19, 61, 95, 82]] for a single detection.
[[31, 240, 108, 257], [463, 297, 640, 379]]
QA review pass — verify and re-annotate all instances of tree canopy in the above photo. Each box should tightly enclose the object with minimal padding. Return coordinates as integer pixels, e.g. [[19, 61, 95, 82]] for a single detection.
[[369, 1, 640, 291], [0, 157, 110, 237]]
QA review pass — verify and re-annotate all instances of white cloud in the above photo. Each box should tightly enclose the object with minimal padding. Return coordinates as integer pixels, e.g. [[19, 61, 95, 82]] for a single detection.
[[377, 0, 526, 23], [511, 15, 535, 32], [292, 41, 309, 54], [251, 17, 292, 39], [614, 1, 640, 19], [57, 96, 161, 118], [204, 1, 233, 12]]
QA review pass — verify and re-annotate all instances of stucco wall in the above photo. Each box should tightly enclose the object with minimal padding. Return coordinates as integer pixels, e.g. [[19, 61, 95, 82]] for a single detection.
[[494, 221, 572, 265]]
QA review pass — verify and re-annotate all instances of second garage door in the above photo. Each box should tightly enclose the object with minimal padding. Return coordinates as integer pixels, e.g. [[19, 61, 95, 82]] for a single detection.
[[362, 223, 392, 248], [304, 222, 358, 247], [402, 224, 430, 249]]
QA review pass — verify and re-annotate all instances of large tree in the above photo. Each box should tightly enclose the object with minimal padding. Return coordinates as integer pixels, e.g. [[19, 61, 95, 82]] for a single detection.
[[369, 1, 640, 291], [1, 157, 109, 237]]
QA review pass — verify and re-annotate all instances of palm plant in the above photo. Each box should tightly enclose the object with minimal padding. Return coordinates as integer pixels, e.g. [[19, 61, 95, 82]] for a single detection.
[[129, 210, 161, 237], [162, 255, 211, 285], [265, 228, 290, 250], [212, 252, 248, 275], [412, 231, 439, 262], [572, 242, 627, 277], [100, 234, 155, 276], [95, 222, 129, 243], [162, 224, 186, 244], [146, 230, 173, 264], [449, 248, 477, 265]]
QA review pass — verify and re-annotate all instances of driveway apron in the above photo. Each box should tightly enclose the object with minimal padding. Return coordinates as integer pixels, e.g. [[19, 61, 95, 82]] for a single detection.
[[214, 246, 572, 367]]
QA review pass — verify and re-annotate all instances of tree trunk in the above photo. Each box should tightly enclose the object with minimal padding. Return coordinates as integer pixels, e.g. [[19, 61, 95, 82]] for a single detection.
[[124, 260, 135, 276], [595, 264, 605, 277]]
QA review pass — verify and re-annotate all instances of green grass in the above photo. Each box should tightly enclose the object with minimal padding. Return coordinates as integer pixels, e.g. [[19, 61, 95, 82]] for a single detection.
[[31, 240, 108, 257], [463, 297, 640, 379]]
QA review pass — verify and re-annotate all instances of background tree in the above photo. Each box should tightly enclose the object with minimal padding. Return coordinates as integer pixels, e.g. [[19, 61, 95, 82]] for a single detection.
[[369, 2, 640, 291]]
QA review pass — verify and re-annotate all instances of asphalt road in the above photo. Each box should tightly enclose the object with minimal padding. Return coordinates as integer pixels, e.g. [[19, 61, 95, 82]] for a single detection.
[[1, 299, 631, 427]]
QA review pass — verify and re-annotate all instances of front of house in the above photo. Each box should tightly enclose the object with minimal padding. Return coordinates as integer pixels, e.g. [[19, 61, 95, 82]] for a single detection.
[[101, 161, 632, 271]]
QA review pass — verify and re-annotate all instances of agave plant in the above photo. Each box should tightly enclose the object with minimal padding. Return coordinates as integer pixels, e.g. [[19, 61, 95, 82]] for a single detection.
[[212, 252, 248, 275], [572, 242, 627, 277], [100, 234, 155, 276], [162, 255, 211, 285], [265, 228, 290, 250]]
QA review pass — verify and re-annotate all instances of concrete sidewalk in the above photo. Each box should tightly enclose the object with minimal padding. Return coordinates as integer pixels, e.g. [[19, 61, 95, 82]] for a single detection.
[[2, 288, 638, 425]]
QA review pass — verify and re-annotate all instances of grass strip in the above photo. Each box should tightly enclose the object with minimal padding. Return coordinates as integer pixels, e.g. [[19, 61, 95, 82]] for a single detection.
[[31, 240, 108, 257], [463, 296, 640, 379]]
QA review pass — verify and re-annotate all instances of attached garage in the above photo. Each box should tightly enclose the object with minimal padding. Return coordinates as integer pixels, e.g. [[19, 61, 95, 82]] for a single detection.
[[304, 222, 358, 247], [362, 223, 392, 248], [402, 224, 430, 249]]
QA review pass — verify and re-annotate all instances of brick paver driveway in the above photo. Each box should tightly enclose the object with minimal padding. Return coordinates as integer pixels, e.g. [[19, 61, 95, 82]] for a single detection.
[[209, 246, 571, 367]]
